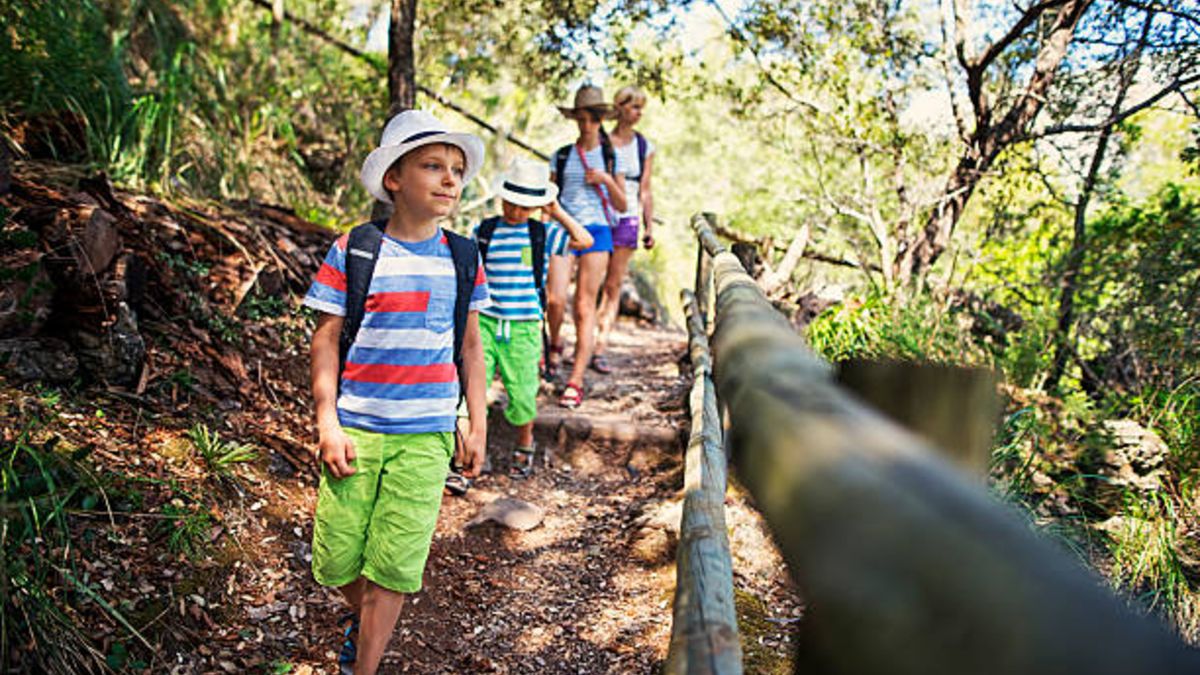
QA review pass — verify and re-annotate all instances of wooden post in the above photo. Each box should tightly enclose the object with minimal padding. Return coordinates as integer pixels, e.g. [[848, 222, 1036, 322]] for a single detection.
[[705, 250, 1200, 675], [692, 213, 726, 330], [666, 290, 742, 675]]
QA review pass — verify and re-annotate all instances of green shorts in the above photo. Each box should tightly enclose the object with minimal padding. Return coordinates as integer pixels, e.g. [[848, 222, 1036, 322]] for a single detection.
[[479, 314, 541, 427], [311, 428, 452, 593]]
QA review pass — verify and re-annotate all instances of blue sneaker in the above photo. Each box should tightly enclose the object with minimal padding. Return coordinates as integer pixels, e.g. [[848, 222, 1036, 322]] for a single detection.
[[338, 612, 359, 675]]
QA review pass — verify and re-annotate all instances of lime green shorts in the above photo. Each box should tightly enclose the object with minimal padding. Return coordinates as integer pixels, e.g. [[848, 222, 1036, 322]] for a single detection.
[[479, 314, 541, 427], [311, 428, 452, 593]]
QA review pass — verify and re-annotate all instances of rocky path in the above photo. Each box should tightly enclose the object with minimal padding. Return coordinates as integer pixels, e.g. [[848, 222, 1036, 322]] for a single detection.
[[1, 168, 798, 674], [293, 318, 800, 673]]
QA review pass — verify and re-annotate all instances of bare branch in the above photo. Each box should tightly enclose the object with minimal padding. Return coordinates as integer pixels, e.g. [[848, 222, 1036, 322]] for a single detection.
[[941, 0, 972, 141], [974, 0, 1070, 72], [1024, 73, 1200, 141]]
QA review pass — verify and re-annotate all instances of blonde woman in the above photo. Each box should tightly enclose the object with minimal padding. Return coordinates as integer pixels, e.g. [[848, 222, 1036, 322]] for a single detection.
[[592, 85, 654, 374]]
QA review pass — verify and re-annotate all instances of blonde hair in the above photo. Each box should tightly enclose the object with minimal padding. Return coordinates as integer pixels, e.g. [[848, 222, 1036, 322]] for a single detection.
[[614, 85, 647, 107]]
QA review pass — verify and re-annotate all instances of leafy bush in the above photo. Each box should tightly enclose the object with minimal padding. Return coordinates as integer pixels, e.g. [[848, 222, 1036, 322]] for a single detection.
[[804, 289, 990, 366]]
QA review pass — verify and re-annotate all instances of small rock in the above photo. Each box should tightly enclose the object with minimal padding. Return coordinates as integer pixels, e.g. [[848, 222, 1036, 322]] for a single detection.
[[465, 498, 545, 531]]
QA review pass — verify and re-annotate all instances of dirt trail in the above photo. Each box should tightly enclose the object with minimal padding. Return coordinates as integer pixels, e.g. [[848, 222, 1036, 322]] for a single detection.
[[1, 169, 798, 674], [293, 318, 799, 674]]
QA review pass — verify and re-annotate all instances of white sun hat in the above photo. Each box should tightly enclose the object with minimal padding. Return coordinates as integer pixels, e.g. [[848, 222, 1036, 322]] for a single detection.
[[493, 159, 559, 208], [359, 110, 485, 204]]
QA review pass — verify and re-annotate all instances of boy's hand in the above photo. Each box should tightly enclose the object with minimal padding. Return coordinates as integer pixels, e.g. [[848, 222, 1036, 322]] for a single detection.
[[317, 425, 356, 478], [642, 229, 655, 249], [460, 430, 487, 478]]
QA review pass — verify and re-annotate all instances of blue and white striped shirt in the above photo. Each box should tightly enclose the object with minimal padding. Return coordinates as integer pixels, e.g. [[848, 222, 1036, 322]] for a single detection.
[[473, 218, 570, 321], [552, 144, 625, 228]]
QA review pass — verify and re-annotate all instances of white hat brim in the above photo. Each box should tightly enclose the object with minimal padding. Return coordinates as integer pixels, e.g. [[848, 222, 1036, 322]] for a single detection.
[[360, 131, 485, 204], [493, 178, 559, 208]]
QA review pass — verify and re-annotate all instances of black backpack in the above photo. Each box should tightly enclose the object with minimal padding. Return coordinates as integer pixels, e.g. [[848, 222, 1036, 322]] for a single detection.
[[552, 132, 616, 194], [338, 220, 479, 393], [475, 215, 548, 310], [629, 131, 648, 182]]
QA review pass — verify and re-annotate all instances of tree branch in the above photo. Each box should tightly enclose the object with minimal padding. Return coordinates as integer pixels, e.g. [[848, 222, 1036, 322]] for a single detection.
[[707, 0, 829, 115], [1023, 72, 1200, 141], [974, 0, 1070, 73]]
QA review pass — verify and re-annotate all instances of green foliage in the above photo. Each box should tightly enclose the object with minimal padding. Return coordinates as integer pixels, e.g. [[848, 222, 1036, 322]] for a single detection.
[[1076, 183, 1200, 390], [2, 421, 109, 673], [240, 292, 289, 321], [804, 289, 989, 365], [0, 0, 130, 130], [188, 423, 256, 477], [159, 500, 212, 559], [989, 407, 1042, 504], [1103, 490, 1194, 625]]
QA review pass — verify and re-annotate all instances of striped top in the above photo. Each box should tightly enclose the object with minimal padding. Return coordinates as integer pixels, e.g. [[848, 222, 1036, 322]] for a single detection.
[[303, 228, 491, 434], [473, 218, 570, 321], [552, 143, 626, 227]]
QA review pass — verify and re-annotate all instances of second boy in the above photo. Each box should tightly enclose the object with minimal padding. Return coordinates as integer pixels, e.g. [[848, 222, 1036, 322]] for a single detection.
[[474, 159, 593, 476]]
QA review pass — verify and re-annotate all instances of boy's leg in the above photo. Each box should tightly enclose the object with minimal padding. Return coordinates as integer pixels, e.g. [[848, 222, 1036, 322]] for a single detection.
[[596, 245, 635, 356], [340, 577, 365, 614], [312, 429, 383, 589], [495, 320, 540, 451], [516, 421, 534, 447], [355, 581, 406, 675], [567, 251, 609, 389]]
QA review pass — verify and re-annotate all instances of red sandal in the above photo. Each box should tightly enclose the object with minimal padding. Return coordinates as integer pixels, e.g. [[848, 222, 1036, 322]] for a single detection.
[[558, 382, 584, 409]]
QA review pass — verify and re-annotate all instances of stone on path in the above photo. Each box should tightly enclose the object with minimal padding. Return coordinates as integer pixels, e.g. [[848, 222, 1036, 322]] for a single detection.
[[465, 497, 545, 531]]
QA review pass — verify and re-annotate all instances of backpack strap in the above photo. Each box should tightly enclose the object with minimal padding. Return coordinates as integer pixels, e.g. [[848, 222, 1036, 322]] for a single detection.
[[339, 220, 387, 378], [553, 145, 571, 194], [633, 132, 648, 182], [475, 216, 501, 263], [528, 219, 548, 310], [445, 230, 479, 396]]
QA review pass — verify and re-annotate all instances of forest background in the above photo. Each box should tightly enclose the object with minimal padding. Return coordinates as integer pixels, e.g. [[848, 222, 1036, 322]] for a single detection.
[[2, 0, 1200, 662]]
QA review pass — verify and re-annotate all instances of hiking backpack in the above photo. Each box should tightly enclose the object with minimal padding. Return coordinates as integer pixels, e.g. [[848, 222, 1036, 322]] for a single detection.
[[629, 131, 648, 182], [474, 215, 549, 310], [338, 220, 478, 391], [552, 133, 616, 195]]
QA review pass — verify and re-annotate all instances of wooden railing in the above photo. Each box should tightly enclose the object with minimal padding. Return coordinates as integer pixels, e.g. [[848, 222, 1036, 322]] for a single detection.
[[666, 212, 1200, 674]]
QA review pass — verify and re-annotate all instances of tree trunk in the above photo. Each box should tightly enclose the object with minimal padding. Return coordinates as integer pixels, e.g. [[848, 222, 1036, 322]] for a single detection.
[[1045, 14, 1150, 391], [388, 0, 417, 115], [898, 0, 1093, 286]]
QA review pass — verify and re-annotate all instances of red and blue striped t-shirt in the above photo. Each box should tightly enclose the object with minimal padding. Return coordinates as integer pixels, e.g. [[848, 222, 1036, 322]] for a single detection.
[[303, 228, 490, 434]]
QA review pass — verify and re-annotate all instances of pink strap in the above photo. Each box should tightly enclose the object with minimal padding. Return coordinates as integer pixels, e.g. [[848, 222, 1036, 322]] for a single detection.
[[575, 144, 615, 227]]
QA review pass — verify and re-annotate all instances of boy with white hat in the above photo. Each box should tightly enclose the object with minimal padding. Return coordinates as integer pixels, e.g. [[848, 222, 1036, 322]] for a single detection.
[[302, 110, 491, 675], [473, 158, 593, 477]]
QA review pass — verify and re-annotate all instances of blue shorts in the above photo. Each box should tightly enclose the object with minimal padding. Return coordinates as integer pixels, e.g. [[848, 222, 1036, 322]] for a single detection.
[[572, 224, 613, 256]]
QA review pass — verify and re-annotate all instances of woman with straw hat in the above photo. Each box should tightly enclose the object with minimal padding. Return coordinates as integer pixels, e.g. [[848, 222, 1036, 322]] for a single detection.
[[544, 84, 627, 408]]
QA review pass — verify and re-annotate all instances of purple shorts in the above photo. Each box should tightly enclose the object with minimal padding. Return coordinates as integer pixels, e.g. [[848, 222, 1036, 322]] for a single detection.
[[612, 216, 640, 249]]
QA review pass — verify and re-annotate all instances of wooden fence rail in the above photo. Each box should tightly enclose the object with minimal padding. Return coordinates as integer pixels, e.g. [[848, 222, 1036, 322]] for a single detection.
[[673, 212, 1200, 674], [665, 288, 743, 674]]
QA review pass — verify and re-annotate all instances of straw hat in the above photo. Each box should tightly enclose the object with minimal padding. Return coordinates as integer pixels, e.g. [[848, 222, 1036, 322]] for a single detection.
[[493, 159, 559, 208], [557, 84, 617, 120], [359, 110, 485, 204]]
